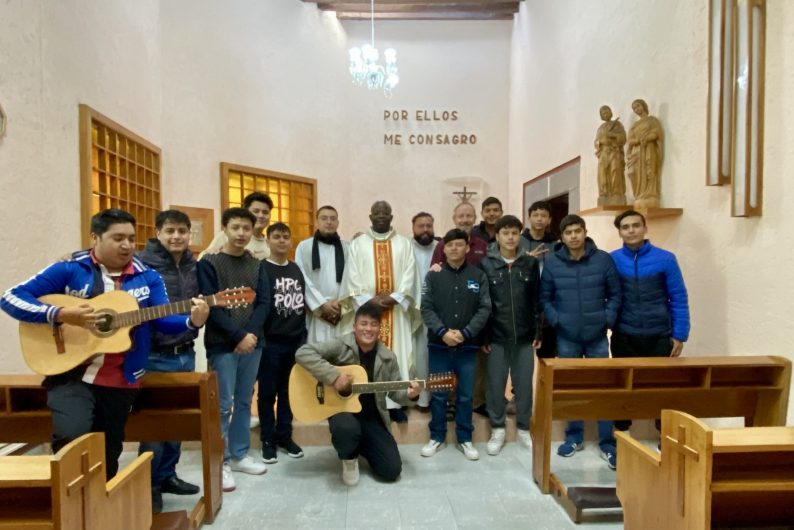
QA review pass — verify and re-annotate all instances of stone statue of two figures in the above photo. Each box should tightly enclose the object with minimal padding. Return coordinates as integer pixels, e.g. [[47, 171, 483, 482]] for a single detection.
[[596, 99, 663, 209]]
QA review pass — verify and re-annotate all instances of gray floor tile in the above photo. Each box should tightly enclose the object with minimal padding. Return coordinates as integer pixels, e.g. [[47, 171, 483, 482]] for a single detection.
[[125, 440, 625, 529]]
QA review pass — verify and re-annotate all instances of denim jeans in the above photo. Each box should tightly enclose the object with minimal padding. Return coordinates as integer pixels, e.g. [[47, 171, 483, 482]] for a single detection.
[[428, 344, 476, 444], [257, 336, 304, 444], [209, 348, 262, 461], [556, 335, 616, 452], [138, 350, 195, 485]]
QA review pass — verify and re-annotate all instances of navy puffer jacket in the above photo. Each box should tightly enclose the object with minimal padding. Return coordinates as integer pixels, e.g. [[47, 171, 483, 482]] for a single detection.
[[540, 238, 621, 342]]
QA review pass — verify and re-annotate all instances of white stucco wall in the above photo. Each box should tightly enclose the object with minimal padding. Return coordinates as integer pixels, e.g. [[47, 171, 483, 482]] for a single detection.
[[0, 0, 510, 372], [0, 0, 162, 373], [509, 0, 794, 422]]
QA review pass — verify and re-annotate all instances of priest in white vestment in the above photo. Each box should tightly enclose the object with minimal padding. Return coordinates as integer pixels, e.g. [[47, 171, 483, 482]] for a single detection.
[[339, 201, 422, 411], [410, 212, 438, 408], [295, 206, 350, 343]]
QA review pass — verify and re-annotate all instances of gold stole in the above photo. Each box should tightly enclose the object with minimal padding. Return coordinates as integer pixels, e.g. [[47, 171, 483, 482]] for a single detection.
[[373, 239, 395, 349]]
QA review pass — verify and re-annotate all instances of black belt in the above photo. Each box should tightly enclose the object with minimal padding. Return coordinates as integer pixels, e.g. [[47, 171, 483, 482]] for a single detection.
[[155, 341, 195, 355]]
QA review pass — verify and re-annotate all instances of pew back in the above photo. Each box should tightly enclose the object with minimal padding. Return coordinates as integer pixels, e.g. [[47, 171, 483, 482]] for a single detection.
[[617, 410, 794, 529], [0, 372, 222, 528], [531, 356, 791, 493], [0, 433, 152, 530]]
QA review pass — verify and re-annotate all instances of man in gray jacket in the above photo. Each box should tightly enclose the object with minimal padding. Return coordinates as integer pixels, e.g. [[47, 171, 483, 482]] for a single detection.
[[295, 303, 420, 486]]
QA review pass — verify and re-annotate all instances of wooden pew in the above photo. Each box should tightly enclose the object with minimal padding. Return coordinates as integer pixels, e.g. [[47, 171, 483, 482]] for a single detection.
[[530, 356, 791, 520], [617, 409, 794, 529], [0, 372, 223, 529], [0, 432, 152, 529]]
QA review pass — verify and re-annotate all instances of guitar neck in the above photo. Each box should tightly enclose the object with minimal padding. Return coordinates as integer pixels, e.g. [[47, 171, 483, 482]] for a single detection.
[[351, 380, 425, 394], [113, 294, 220, 328]]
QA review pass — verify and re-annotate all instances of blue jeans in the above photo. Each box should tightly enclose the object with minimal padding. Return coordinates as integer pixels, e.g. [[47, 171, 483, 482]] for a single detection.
[[138, 350, 195, 485], [428, 344, 476, 444], [556, 335, 616, 452], [257, 336, 304, 444], [209, 349, 262, 461]]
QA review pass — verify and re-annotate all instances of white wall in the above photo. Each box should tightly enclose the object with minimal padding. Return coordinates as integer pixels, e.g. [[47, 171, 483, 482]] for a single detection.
[[0, 0, 162, 373], [509, 0, 794, 422], [159, 0, 511, 238], [0, 0, 511, 372]]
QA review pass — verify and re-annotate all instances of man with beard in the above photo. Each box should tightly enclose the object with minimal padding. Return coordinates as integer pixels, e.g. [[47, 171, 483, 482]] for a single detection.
[[295, 206, 349, 343], [410, 212, 439, 409], [339, 201, 422, 422]]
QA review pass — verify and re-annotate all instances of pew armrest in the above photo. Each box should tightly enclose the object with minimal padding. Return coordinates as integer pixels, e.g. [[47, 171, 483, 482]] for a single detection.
[[616, 431, 661, 468], [106, 453, 151, 499]]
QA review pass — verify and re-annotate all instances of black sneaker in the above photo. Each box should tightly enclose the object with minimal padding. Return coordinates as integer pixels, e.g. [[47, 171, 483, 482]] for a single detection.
[[160, 475, 200, 495], [262, 442, 278, 464], [151, 486, 163, 513], [278, 439, 304, 459]]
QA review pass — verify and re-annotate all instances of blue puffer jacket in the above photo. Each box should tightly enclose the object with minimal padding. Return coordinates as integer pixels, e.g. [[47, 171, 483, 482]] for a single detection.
[[540, 238, 621, 343], [610, 241, 690, 341]]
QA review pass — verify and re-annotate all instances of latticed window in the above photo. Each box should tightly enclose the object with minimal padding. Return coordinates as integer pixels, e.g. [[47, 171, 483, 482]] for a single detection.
[[79, 104, 161, 250], [220, 163, 316, 257]]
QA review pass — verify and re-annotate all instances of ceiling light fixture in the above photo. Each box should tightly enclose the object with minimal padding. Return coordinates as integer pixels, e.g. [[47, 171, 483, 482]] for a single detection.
[[348, 0, 399, 97]]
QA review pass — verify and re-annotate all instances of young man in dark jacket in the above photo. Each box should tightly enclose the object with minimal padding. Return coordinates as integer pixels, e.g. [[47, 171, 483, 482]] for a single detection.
[[198, 208, 271, 492], [522, 200, 559, 359], [480, 215, 541, 455], [258, 222, 307, 464], [137, 210, 201, 511], [540, 214, 621, 469], [420, 229, 491, 461], [610, 209, 690, 433]]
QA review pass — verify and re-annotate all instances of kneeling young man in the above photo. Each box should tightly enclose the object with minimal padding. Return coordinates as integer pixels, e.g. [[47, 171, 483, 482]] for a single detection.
[[295, 303, 419, 485]]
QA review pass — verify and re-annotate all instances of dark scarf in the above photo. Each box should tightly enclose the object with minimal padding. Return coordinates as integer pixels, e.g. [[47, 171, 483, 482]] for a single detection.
[[312, 230, 345, 283]]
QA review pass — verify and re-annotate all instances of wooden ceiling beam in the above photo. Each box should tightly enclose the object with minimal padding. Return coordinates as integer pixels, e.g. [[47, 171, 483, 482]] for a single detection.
[[336, 11, 515, 20], [305, 0, 522, 4], [318, 3, 519, 13]]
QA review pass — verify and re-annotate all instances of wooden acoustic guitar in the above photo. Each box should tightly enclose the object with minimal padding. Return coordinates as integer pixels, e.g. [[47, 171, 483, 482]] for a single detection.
[[289, 364, 457, 424], [19, 287, 255, 376]]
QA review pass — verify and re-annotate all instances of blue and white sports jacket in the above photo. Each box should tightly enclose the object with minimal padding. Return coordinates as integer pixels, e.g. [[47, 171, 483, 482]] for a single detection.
[[1, 251, 193, 384], [610, 241, 690, 341]]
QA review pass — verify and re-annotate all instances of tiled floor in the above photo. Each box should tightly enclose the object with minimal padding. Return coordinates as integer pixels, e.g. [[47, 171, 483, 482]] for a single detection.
[[125, 440, 625, 529]]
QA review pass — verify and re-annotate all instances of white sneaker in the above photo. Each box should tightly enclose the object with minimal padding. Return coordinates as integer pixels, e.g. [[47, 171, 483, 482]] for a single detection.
[[222, 463, 236, 492], [341, 459, 359, 486], [517, 430, 532, 449], [230, 455, 268, 475], [487, 428, 506, 455], [249, 416, 260, 429], [457, 441, 480, 461], [420, 439, 446, 457]]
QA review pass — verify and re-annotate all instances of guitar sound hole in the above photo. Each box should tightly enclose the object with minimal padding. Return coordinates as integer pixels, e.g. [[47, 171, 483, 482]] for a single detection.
[[95, 313, 114, 333]]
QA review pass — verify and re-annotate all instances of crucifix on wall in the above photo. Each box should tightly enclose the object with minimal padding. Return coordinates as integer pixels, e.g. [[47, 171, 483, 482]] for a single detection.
[[453, 186, 478, 203]]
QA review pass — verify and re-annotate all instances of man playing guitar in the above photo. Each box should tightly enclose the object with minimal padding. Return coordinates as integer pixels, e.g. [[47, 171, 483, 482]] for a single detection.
[[295, 302, 420, 486], [0, 208, 209, 478]]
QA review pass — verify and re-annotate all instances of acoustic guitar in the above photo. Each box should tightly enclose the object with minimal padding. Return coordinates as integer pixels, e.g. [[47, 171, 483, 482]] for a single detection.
[[19, 287, 255, 376], [289, 364, 457, 424]]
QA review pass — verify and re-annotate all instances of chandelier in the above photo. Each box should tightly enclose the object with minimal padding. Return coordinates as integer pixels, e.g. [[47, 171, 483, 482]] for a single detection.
[[348, 0, 399, 97]]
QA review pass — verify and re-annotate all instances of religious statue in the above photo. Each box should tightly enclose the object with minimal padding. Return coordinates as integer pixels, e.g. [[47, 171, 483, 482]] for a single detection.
[[626, 99, 664, 209], [594, 105, 627, 206]]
